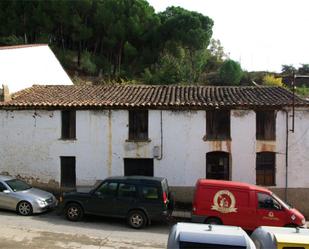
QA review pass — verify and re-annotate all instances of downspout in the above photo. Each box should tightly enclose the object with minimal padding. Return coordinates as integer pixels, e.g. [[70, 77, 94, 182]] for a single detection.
[[284, 109, 289, 202], [157, 110, 164, 160]]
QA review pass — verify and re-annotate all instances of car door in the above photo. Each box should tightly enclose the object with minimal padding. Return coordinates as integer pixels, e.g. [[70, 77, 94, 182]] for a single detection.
[[85, 181, 118, 216], [255, 192, 286, 227], [113, 183, 138, 216], [0, 182, 17, 210]]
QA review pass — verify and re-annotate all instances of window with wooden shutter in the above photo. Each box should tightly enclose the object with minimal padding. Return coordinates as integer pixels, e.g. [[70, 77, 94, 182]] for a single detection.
[[128, 110, 148, 141], [256, 152, 275, 186], [61, 110, 76, 139], [256, 110, 276, 140], [206, 110, 230, 140]]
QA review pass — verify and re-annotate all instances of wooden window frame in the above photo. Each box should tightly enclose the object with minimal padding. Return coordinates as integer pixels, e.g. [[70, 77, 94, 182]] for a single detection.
[[256, 110, 276, 140], [206, 151, 230, 180], [206, 110, 231, 140], [61, 110, 76, 140], [256, 152, 276, 186], [128, 110, 149, 141]]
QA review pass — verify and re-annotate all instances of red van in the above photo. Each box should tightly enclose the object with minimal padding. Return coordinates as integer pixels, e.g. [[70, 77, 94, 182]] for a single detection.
[[192, 179, 306, 231]]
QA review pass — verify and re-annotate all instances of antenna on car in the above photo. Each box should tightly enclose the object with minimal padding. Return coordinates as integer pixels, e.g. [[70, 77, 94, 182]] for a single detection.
[[208, 224, 212, 231]]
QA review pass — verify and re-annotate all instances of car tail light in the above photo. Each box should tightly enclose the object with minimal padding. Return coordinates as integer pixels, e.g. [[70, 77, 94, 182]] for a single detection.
[[163, 191, 168, 204]]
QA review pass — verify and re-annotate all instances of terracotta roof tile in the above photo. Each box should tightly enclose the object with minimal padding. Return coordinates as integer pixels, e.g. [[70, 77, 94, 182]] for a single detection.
[[0, 85, 308, 109]]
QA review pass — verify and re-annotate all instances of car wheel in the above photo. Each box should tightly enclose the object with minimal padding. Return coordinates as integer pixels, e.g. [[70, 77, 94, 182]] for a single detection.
[[205, 217, 222, 225], [127, 210, 147, 229], [65, 203, 83, 221], [17, 201, 33, 216]]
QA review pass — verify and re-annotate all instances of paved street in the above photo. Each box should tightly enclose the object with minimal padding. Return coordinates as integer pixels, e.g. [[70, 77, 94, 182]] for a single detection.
[[0, 209, 171, 249]]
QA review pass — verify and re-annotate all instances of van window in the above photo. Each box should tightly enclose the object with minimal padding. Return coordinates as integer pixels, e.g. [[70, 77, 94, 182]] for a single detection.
[[142, 186, 159, 200], [257, 193, 282, 210], [179, 241, 246, 249]]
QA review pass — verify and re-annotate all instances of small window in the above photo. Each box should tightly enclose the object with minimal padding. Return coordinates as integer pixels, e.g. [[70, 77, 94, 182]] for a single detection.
[[118, 183, 137, 198], [256, 110, 276, 140], [256, 152, 275, 186], [128, 110, 148, 141], [61, 110, 76, 139], [0, 182, 7, 192], [206, 110, 230, 140], [60, 156, 76, 188], [257, 193, 282, 210], [95, 182, 118, 197], [142, 186, 159, 200]]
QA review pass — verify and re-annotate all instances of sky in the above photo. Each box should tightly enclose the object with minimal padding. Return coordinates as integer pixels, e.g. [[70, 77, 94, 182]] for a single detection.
[[146, 0, 309, 73]]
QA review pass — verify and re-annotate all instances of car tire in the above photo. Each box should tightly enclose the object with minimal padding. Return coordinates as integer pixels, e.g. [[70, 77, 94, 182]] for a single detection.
[[65, 203, 84, 221], [17, 201, 33, 216], [127, 210, 147, 229], [205, 217, 222, 225]]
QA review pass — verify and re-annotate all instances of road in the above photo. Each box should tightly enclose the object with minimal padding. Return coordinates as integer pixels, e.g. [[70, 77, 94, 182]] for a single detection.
[[0, 209, 171, 249]]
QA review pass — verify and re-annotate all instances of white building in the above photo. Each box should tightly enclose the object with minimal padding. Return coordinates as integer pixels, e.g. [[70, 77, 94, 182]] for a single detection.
[[0, 44, 72, 93], [0, 85, 309, 215]]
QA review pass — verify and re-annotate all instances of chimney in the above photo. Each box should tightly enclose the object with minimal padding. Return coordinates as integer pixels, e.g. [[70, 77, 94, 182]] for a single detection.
[[1, 85, 11, 101]]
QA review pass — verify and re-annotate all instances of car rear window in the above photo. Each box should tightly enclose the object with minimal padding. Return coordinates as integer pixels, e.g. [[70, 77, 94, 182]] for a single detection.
[[142, 186, 159, 200], [179, 241, 246, 249]]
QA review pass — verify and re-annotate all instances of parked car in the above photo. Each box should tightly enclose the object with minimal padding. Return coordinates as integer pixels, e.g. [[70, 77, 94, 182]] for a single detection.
[[60, 176, 174, 229], [0, 175, 58, 215], [192, 179, 306, 231], [251, 226, 309, 249], [167, 222, 256, 249]]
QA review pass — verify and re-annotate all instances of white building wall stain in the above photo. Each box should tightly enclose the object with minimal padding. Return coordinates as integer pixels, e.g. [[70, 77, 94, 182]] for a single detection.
[[0, 108, 309, 189]]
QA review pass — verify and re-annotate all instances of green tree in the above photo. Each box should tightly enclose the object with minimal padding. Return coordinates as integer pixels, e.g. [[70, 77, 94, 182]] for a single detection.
[[281, 64, 296, 75], [219, 60, 243, 85]]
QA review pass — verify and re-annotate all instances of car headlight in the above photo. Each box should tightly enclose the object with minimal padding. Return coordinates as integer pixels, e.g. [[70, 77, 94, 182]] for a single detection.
[[37, 200, 48, 207], [302, 218, 306, 225]]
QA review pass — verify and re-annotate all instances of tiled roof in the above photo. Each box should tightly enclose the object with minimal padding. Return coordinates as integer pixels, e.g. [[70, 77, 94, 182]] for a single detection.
[[0, 85, 308, 109]]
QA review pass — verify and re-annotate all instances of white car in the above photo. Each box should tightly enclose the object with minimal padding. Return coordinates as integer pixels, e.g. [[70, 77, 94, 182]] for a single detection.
[[0, 175, 58, 215], [167, 222, 256, 249]]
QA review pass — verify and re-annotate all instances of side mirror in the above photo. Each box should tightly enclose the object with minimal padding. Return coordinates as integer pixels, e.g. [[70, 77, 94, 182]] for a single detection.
[[3, 190, 10, 194]]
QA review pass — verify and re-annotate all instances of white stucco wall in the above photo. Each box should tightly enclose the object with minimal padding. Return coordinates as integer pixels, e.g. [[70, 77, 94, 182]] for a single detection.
[[0, 108, 309, 189]]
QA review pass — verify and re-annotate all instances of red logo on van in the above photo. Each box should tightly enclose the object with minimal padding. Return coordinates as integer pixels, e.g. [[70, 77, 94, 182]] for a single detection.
[[211, 190, 238, 213]]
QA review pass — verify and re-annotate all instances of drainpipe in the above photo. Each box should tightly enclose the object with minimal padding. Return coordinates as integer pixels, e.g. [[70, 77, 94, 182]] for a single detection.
[[284, 109, 289, 202], [156, 110, 164, 160]]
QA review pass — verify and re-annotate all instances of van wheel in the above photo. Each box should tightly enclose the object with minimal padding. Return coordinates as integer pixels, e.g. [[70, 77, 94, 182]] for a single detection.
[[127, 210, 147, 229], [205, 217, 222, 225], [65, 203, 83, 221]]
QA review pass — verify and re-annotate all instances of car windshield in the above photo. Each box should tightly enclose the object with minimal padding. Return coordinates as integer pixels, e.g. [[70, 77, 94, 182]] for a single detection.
[[5, 179, 32, 192], [272, 193, 292, 209]]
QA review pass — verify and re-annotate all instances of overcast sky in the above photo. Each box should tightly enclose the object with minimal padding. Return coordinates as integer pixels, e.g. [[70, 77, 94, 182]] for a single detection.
[[146, 0, 309, 73]]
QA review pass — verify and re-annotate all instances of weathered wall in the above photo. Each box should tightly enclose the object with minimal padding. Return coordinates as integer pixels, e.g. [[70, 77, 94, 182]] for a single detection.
[[1, 108, 309, 216]]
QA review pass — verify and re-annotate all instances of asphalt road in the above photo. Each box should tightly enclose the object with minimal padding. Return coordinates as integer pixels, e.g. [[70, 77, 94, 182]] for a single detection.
[[0, 209, 171, 249]]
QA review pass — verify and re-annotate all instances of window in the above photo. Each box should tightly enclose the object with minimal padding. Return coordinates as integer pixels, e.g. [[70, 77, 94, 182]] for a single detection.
[[206, 110, 230, 140], [256, 110, 276, 140], [142, 186, 159, 200], [118, 183, 137, 198], [206, 152, 230, 180], [124, 158, 154, 176], [257, 193, 282, 210], [128, 110, 148, 141], [0, 182, 7, 192], [61, 110, 76, 139], [179, 241, 246, 249], [95, 182, 118, 197], [256, 152, 275, 186], [60, 156, 76, 188]]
